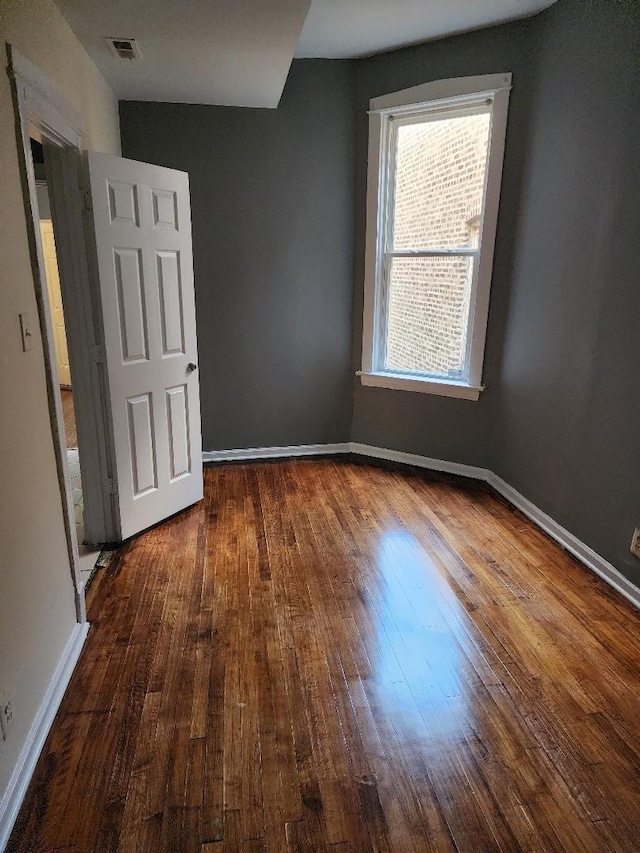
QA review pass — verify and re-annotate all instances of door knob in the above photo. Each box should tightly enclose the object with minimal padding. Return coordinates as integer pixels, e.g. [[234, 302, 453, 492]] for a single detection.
[[187, 362, 198, 372]]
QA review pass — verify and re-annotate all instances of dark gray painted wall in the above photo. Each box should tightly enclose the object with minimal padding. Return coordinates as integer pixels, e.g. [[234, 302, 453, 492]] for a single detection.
[[488, 0, 640, 585], [120, 61, 356, 450], [120, 0, 640, 588], [352, 0, 640, 585]]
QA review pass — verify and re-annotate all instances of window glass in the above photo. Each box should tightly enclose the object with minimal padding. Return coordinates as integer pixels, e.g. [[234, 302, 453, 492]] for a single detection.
[[391, 111, 491, 251], [385, 256, 474, 378]]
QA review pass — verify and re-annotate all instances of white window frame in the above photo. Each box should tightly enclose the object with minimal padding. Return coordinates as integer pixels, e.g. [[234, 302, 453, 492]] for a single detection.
[[359, 73, 512, 401]]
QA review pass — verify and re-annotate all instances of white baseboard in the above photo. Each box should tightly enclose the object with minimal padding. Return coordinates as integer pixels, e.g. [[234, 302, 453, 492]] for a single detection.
[[202, 441, 640, 610], [348, 442, 489, 481], [0, 621, 90, 851], [203, 443, 350, 463], [485, 471, 640, 610]]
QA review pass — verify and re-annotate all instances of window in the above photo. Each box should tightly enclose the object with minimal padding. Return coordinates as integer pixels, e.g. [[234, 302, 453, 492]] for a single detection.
[[360, 74, 512, 400]]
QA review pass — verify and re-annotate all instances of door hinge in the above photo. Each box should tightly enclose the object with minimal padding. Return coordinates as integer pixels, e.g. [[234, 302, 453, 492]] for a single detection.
[[80, 187, 93, 215], [102, 476, 117, 495], [90, 343, 105, 364]]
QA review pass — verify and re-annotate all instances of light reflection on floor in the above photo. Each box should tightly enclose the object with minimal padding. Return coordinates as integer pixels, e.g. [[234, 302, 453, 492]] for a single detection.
[[363, 528, 470, 745]]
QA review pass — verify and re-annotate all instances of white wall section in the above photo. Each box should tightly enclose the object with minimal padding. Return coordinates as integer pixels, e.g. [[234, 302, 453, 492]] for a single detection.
[[0, 0, 120, 830]]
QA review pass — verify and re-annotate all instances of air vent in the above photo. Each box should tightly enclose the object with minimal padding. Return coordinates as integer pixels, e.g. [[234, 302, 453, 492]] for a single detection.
[[106, 37, 142, 61]]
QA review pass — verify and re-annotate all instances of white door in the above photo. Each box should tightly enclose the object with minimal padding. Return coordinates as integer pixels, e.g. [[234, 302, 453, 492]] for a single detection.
[[86, 152, 203, 540], [40, 220, 72, 387]]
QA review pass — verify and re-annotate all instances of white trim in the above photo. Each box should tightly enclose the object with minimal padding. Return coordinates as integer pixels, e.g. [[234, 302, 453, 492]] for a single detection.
[[0, 623, 90, 851], [466, 82, 510, 388], [202, 441, 640, 611], [203, 443, 351, 463], [484, 471, 640, 611], [348, 442, 487, 479], [361, 72, 512, 396], [361, 104, 383, 375], [47, 148, 119, 546], [358, 371, 483, 400], [370, 73, 512, 113], [10, 50, 83, 149]]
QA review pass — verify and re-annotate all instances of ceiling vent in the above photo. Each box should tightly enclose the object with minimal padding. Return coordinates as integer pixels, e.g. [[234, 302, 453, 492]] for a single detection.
[[106, 37, 142, 61]]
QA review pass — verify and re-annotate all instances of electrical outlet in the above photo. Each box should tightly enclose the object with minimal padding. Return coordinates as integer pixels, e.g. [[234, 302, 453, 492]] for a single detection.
[[630, 528, 640, 559], [0, 690, 15, 741]]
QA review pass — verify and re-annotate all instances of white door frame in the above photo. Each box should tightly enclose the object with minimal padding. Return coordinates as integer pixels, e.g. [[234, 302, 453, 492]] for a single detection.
[[7, 47, 119, 620]]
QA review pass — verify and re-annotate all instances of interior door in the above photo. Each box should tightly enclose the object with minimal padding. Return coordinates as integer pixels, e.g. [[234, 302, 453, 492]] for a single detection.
[[86, 152, 203, 540], [40, 220, 72, 387]]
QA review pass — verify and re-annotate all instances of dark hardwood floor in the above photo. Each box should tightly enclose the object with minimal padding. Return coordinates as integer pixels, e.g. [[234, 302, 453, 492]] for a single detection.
[[60, 388, 77, 448], [9, 459, 640, 852]]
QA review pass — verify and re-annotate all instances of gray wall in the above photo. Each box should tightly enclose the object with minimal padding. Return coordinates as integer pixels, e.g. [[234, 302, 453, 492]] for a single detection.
[[120, 61, 356, 450], [488, 0, 640, 585], [120, 0, 640, 588]]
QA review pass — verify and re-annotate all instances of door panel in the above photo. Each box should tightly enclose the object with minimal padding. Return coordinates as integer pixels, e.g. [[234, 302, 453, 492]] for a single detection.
[[87, 152, 202, 540], [166, 384, 191, 480], [108, 180, 139, 225], [114, 248, 148, 362], [127, 393, 157, 497], [152, 188, 178, 230], [157, 251, 185, 356]]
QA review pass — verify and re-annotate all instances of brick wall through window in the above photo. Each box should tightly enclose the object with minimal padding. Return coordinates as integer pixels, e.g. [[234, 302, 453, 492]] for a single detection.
[[386, 112, 490, 376]]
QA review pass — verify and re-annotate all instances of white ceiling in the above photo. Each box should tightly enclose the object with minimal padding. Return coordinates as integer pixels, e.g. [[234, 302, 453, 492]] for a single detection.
[[54, 0, 312, 108], [296, 0, 558, 59], [55, 0, 558, 108]]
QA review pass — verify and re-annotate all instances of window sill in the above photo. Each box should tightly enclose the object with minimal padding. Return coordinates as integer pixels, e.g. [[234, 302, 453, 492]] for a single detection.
[[358, 371, 483, 401]]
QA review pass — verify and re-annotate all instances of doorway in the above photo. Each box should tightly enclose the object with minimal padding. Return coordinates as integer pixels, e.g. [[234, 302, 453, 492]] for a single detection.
[[29, 138, 102, 579], [11, 47, 203, 585]]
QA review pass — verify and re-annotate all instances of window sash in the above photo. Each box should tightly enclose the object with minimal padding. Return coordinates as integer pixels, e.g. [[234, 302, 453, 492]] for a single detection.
[[375, 101, 493, 382], [386, 249, 479, 257], [384, 101, 492, 249], [378, 253, 478, 379]]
